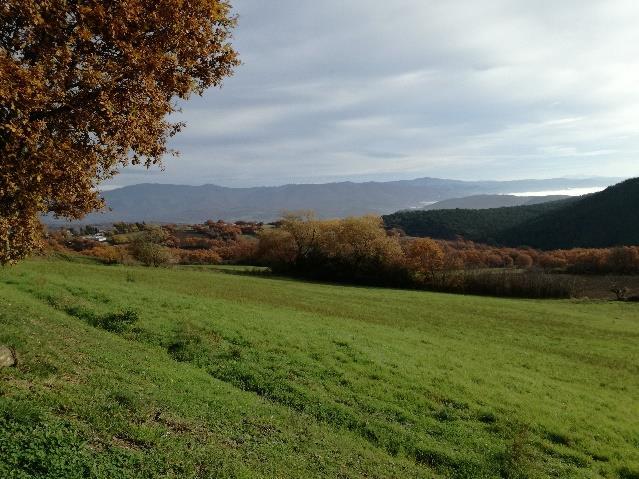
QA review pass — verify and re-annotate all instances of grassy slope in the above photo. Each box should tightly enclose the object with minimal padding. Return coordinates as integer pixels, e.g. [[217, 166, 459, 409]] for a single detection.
[[1, 258, 638, 478]]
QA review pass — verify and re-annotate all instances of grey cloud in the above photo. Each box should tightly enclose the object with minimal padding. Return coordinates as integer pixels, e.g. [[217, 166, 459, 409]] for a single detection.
[[104, 0, 639, 188]]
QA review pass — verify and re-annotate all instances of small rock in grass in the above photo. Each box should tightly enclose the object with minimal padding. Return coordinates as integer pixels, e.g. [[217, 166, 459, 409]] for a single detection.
[[0, 345, 16, 368]]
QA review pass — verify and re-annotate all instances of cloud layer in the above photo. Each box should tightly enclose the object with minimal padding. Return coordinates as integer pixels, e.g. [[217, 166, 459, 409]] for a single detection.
[[108, 0, 639, 187]]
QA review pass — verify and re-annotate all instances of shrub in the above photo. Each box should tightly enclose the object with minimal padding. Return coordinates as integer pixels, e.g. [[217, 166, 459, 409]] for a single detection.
[[201, 220, 242, 241], [140, 226, 169, 244], [261, 214, 409, 287], [167, 333, 204, 362], [256, 228, 297, 265], [485, 253, 505, 268], [65, 237, 99, 252], [538, 252, 567, 270], [404, 238, 444, 279], [253, 214, 630, 297], [129, 239, 174, 267], [565, 249, 609, 274], [97, 310, 139, 333], [606, 247, 639, 274], [112, 222, 140, 234], [85, 245, 129, 265], [176, 249, 222, 265], [176, 237, 217, 250], [502, 255, 515, 268], [216, 237, 259, 263], [462, 250, 485, 269], [514, 253, 533, 269]]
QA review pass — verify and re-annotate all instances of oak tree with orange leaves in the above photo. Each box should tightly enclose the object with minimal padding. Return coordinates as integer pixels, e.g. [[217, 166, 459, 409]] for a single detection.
[[404, 237, 445, 279], [0, 0, 239, 263]]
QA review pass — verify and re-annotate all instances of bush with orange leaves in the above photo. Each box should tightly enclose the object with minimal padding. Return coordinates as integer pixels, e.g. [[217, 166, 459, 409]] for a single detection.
[[85, 245, 130, 265], [607, 246, 639, 274], [484, 253, 505, 268], [538, 252, 567, 270], [200, 220, 243, 241], [461, 250, 486, 269], [176, 237, 218, 250], [215, 237, 259, 263], [256, 228, 297, 265], [403, 238, 444, 280], [513, 252, 534, 269], [564, 249, 610, 274], [257, 214, 409, 286], [176, 249, 222, 265]]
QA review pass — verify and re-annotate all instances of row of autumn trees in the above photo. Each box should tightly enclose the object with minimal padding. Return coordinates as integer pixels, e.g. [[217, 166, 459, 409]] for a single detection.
[[257, 214, 639, 285], [48, 213, 639, 278], [49, 221, 258, 266]]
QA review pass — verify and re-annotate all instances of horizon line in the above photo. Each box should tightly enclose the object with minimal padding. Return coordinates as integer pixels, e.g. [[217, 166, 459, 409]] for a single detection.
[[97, 174, 628, 192]]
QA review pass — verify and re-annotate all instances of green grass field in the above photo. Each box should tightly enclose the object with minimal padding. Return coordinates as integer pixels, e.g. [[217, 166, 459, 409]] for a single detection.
[[1, 257, 638, 478]]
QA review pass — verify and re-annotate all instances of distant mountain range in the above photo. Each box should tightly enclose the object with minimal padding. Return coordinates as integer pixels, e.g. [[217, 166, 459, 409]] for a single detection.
[[384, 178, 639, 249], [43, 176, 621, 225]]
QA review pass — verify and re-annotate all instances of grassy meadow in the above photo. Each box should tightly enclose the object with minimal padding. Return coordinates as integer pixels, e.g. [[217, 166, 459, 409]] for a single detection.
[[1, 256, 638, 478]]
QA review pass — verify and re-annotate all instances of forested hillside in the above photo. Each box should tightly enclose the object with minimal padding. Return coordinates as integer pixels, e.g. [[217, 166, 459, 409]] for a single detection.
[[499, 177, 639, 249], [384, 178, 639, 249], [384, 199, 573, 244]]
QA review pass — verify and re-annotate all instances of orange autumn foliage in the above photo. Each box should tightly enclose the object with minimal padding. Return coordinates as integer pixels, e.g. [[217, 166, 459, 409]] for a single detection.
[[0, 0, 239, 263], [404, 238, 445, 277]]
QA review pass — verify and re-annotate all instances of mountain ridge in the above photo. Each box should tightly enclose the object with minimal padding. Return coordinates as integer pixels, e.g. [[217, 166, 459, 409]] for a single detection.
[[45, 176, 622, 224], [383, 178, 639, 249]]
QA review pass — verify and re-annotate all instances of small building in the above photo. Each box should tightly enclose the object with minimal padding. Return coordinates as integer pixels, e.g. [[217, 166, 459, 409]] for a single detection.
[[84, 233, 107, 243]]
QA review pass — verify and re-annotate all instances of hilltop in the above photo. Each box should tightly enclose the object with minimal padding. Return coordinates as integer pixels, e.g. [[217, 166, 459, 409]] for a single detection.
[[384, 178, 639, 249], [384, 199, 575, 244], [499, 177, 639, 249]]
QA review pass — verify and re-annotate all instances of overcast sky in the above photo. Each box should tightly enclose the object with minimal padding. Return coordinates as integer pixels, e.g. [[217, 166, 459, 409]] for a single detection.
[[108, 0, 639, 188]]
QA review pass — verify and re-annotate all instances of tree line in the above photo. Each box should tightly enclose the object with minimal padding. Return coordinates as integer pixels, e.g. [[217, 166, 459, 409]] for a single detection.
[[44, 214, 639, 298], [47, 215, 639, 277]]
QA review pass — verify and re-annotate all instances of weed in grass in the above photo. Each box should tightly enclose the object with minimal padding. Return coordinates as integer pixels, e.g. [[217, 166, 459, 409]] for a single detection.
[[499, 426, 537, 479], [167, 333, 205, 363], [64, 304, 97, 323], [108, 391, 139, 409], [225, 345, 243, 360], [619, 466, 639, 479], [478, 411, 498, 424], [546, 430, 572, 447], [26, 359, 58, 378], [58, 301, 139, 334], [98, 309, 139, 333]]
